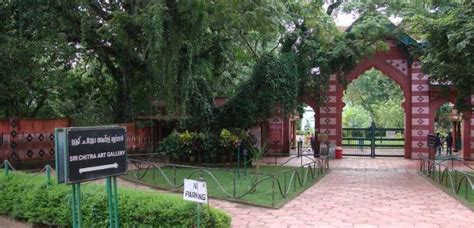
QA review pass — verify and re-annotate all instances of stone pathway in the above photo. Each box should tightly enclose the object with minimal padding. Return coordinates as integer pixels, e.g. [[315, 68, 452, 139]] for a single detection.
[[0, 216, 30, 228], [211, 157, 474, 227]]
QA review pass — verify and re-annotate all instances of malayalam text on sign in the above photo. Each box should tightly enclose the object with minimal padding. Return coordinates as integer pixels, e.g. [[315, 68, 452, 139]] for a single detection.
[[66, 127, 127, 183]]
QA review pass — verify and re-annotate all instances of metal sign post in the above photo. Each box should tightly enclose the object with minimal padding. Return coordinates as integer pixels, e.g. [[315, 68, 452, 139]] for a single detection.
[[3, 160, 8, 176], [71, 183, 82, 228], [106, 176, 120, 228], [55, 127, 127, 228]]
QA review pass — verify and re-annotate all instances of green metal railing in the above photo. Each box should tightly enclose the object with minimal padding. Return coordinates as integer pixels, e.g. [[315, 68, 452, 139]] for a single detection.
[[419, 155, 474, 204], [2, 160, 53, 185], [124, 155, 329, 208]]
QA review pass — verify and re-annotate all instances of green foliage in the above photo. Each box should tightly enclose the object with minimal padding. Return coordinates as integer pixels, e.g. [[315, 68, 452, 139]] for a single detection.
[[0, 1, 299, 125], [373, 99, 404, 128], [407, 1, 474, 112], [0, 3, 73, 118], [342, 106, 371, 128], [158, 129, 240, 163], [217, 54, 299, 129], [435, 103, 454, 134], [219, 129, 239, 150], [158, 131, 186, 162], [0, 172, 230, 227], [184, 77, 216, 131], [245, 140, 271, 164], [281, 8, 395, 105], [343, 69, 404, 128]]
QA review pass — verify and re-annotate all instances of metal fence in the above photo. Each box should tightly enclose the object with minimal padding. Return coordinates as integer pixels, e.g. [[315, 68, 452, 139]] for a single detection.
[[419, 154, 474, 205], [124, 154, 329, 208], [342, 125, 404, 157]]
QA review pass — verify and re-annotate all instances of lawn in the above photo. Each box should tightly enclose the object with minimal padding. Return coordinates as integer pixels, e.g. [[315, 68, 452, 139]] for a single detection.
[[123, 164, 325, 208]]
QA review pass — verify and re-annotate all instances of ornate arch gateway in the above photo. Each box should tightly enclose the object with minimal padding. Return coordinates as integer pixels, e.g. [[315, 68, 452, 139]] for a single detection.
[[312, 37, 474, 159]]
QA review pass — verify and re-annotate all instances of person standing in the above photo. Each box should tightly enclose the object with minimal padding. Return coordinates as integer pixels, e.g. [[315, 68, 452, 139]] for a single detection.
[[435, 133, 442, 156], [445, 132, 453, 155]]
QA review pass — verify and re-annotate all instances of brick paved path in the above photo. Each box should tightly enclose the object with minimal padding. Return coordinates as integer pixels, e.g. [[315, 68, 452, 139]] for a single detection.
[[212, 157, 474, 228]]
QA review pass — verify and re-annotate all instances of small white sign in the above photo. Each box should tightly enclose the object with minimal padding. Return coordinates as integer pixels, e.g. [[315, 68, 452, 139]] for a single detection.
[[183, 179, 208, 204], [386, 131, 396, 139]]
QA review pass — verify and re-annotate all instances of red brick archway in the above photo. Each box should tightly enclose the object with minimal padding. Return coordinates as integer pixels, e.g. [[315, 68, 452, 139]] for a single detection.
[[335, 56, 410, 158], [312, 39, 474, 159], [282, 38, 473, 159]]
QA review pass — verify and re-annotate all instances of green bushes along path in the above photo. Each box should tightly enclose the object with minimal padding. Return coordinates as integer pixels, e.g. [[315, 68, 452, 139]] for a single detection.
[[0, 172, 231, 227]]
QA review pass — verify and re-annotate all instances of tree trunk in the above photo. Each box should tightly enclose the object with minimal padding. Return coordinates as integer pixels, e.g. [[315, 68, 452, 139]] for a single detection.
[[113, 71, 131, 123]]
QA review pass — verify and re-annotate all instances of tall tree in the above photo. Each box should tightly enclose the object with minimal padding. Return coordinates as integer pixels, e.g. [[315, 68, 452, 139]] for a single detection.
[[407, 1, 473, 112], [343, 69, 404, 128], [0, 1, 291, 123]]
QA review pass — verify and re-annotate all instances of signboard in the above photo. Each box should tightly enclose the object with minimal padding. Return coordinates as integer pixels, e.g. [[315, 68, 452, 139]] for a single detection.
[[183, 179, 208, 204], [248, 127, 262, 149], [66, 127, 127, 183], [427, 134, 436, 148], [270, 122, 283, 143], [386, 131, 396, 139]]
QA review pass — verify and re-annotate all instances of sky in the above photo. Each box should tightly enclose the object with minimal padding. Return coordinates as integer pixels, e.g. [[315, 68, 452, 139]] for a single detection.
[[333, 11, 402, 26]]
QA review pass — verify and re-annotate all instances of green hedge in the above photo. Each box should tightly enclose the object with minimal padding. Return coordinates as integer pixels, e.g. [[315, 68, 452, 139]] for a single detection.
[[0, 172, 231, 227]]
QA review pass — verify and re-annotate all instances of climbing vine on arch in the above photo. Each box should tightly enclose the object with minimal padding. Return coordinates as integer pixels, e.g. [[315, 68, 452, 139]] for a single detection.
[[216, 53, 299, 130]]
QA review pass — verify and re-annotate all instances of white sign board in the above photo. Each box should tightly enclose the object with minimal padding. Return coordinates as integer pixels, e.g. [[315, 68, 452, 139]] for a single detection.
[[183, 179, 208, 204], [386, 131, 396, 139]]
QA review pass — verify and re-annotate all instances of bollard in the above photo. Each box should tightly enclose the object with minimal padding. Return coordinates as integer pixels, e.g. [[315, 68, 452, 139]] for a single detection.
[[173, 166, 177, 187], [243, 152, 247, 177], [232, 175, 236, 198], [271, 176, 275, 208], [4, 160, 9, 176], [236, 147, 240, 179], [45, 165, 51, 184], [152, 167, 156, 183]]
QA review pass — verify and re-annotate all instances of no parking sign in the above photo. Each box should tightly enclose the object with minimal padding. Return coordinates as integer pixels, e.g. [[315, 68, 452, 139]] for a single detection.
[[183, 179, 208, 204]]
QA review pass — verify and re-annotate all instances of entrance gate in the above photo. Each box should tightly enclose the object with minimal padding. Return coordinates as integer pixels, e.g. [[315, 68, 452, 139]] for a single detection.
[[342, 123, 404, 157]]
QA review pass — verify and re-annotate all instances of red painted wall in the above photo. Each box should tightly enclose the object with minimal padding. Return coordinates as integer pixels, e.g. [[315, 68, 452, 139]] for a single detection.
[[0, 118, 72, 165]]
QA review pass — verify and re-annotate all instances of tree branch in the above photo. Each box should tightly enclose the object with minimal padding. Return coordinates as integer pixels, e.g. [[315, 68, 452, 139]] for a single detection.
[[239, 32, 259, 61], [326, 0, 343, 15]]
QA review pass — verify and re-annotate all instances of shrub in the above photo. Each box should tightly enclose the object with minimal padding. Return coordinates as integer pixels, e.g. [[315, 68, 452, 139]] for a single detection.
[[0, 172, 231, 227], [158, 129, 240, 163], [157, 130, 182, 161]]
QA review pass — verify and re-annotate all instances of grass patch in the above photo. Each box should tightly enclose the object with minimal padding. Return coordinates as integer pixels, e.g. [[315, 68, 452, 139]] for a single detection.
[[123, 165, 325, 208]]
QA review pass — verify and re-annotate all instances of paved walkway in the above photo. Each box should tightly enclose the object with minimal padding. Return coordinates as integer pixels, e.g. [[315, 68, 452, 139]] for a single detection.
[[212, 157, 474, 227]]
